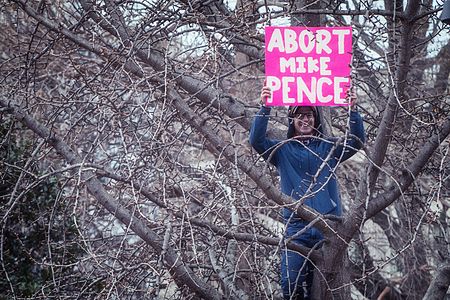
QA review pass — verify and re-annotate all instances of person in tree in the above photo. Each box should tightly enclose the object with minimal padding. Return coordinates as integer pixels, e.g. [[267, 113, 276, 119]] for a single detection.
[[249, 85, 366, 299]]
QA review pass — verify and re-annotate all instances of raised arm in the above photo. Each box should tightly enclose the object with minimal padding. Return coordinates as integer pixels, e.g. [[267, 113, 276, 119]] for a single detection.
[[249, 87, 280, 163], [334, 110, 366, 162]]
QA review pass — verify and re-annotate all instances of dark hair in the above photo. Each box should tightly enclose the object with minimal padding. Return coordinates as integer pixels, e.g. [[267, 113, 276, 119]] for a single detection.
[[288, 106, 319, 127], [287, 106, 322, 138]]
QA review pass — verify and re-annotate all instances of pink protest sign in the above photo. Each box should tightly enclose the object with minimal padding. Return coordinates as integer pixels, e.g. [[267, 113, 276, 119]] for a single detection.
[[265, 26, 352, 106]]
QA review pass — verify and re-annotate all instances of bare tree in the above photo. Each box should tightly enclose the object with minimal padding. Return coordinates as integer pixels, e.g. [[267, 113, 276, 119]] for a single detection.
[[0, 0, 449, 299]]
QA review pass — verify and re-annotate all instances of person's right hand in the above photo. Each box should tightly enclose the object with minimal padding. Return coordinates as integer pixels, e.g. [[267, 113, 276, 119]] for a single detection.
[[260, 86, 272, 106], [346, 87, 357, 111]]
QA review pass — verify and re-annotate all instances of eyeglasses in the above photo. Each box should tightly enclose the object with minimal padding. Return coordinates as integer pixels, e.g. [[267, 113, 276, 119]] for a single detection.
[[294, 113, 314, 120]]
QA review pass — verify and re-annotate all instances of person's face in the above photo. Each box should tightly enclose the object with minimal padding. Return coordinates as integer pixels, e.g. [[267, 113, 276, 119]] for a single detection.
[[293, 107, 315, 137]]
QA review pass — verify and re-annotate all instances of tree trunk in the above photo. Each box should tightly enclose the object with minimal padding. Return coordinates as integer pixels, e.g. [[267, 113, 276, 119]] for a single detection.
[[312, 237, 351, 300], [422, 261, 450, 300]]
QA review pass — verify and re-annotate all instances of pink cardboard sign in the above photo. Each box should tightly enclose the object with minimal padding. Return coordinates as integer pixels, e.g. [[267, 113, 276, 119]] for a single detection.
[[265, 26, 352, 106]]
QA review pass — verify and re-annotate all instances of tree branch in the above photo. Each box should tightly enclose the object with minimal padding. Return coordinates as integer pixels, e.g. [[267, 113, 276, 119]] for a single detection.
[[97, 164, 322, 260], [423, 260, 450, 300], [367, 116, 450, 218], [0, 97, 226, 300]]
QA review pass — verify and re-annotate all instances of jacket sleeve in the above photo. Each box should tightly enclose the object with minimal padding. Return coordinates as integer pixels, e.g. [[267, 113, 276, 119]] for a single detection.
[[249, 106, 280, 164], [334, 110, 366, 162]]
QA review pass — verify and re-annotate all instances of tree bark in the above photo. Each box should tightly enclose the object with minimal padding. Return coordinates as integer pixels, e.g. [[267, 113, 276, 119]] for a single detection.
[[423, 261, 450, 300]]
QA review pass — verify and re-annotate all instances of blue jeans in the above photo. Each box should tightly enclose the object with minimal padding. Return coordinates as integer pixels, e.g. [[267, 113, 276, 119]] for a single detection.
[[281, 225, 323, 300]]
